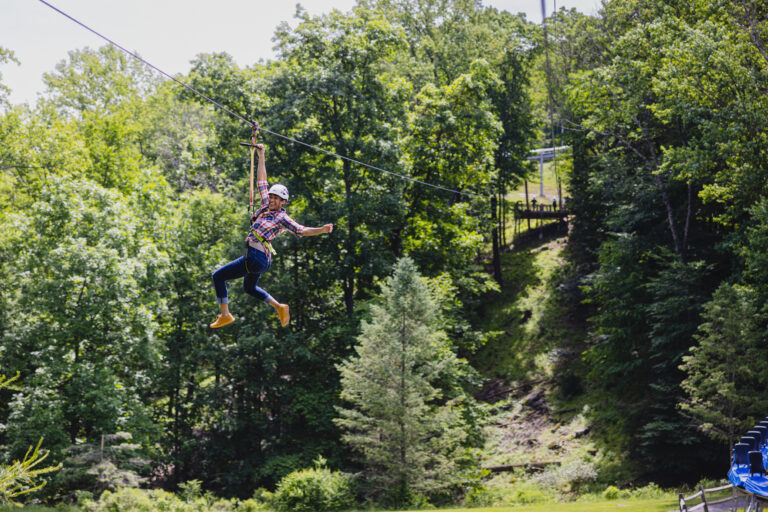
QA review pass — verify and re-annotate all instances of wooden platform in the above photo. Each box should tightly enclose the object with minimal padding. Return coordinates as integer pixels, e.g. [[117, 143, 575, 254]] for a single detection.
[[513, 202, 568, 220]]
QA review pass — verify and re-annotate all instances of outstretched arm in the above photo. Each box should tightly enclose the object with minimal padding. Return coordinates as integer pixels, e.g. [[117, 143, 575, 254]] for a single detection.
[[302, 224, 334, 236], [255, 144, 267, 182]]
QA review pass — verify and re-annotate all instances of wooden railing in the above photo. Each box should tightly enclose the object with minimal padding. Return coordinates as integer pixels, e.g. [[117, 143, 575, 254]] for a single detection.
[[513, 201, 568, 220], [678, 483, 739, 512]]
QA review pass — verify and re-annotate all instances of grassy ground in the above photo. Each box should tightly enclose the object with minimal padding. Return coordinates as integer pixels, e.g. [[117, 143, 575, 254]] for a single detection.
[[499, 158, 570, 248], [0, 497, 680, 512], [512, 159, 571, 203], [388, 496, 677, 511], [473, 235, 571, 380], [0, 507, 79, 512]]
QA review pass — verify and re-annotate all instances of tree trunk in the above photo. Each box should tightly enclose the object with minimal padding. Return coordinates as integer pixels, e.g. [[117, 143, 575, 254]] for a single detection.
[[491, 195, 503, 284]]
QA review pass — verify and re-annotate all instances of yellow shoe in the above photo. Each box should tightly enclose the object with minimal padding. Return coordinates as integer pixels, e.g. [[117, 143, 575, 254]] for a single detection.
[[277, 304, 290, 327], [210, 313, 235, 328]]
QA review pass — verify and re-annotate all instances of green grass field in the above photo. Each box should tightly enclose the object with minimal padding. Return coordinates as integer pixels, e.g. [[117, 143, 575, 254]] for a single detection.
[[388, 496, 677, 512], [0, 498, 679, 512], [512, 159, 570, 203]]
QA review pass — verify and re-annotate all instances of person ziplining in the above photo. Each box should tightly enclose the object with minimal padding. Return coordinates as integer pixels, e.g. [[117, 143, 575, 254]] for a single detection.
[[34, 0, 489, 329], [210, 142, 333, 329]]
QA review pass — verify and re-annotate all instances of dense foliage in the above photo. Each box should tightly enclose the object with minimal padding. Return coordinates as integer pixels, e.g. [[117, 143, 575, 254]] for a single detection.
[[555, 0, 768, 483], [0, 0, 533, 505], [5, 0, 768, 505], [336, 257, 480, 505]]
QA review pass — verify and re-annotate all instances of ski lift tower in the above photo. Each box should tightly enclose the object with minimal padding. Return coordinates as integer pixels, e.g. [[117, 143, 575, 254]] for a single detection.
[[527, 145, 570, 200]]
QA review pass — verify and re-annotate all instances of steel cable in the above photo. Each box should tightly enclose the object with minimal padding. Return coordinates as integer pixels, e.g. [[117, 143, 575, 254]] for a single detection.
[[36, 0, 489, 199]]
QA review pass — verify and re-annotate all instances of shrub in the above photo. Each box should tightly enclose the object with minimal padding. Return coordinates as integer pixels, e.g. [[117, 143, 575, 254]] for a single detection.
[[463, 485, 500, 507], [239, 499, 270, 512], [269, 457, 354, 512], [533, 460, 598, 493], [598, 482, 666, 501], [631, 483, 666, 499], [53, 433, 150, 498], [82, 487, 177, 512], [75, 490, 95, 505], [602, 485, 620, 500], [81, 487, 242, 512], [510, 482, 549, 504]]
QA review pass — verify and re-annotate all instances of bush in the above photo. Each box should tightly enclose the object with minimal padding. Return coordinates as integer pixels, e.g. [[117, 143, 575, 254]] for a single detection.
[[52, 433, 150, 499], [239, 499, 270, 512], [602, 485, 620, 500], [269, 457, 354, 512], [463, 485, 502, 507], [509, 482, 549, 505], [630, 483, 666, 499], [81, 486, 243, 512], [533, 460, 598, 493], [82, 487, 178, 512], [599, 482, 666, 501]]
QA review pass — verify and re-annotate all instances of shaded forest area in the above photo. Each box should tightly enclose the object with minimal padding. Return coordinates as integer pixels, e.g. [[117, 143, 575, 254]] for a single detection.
[[2, 0, 768, 508]]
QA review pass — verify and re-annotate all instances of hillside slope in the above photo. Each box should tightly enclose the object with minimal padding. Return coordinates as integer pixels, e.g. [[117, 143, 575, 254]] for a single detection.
[[467, 235, 649, 505]]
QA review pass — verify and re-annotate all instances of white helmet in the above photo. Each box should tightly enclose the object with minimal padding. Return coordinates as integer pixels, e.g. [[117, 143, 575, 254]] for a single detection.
[[268, 184, 289, 201]]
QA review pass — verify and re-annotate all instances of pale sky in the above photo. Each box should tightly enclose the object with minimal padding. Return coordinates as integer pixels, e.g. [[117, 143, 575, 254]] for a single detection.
[[1, 0, 601, 106]]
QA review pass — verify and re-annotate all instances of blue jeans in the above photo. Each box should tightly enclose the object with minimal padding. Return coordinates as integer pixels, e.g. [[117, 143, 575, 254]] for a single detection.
[[212, 247, 273, 305]]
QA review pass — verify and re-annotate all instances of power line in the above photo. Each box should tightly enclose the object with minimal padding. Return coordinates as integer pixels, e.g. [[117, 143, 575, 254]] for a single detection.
[[36, 0, 488, 199]]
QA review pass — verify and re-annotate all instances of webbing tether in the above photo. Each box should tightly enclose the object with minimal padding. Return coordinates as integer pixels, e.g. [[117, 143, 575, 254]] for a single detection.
[[243, 122, 260, 215]]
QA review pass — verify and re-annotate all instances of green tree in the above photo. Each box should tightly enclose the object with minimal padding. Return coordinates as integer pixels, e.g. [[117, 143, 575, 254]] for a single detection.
[[400, 59, 501, 274], [52, 432, 149, 496], [183, 52, 264, 195], [0, 176, 168, 463], [679, 283, 768, 446], [42, 45, 157, 115], [0, 47, 19, 107], [41, 46, 162, 193], [559, 0, 750, 482], [0, 104, 91, 210], [335, 257, 477, 505], [0, 374, 61, 505], [269, 6, 410, 315]]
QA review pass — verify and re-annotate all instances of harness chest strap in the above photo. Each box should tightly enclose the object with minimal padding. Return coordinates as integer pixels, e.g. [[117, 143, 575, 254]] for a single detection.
[[250, 229, 277, 256]]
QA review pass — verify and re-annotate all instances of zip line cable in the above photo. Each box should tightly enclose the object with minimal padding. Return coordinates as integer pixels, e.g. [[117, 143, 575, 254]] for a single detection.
[[540, 0, 561, 205], [36, 0, 488, 199]]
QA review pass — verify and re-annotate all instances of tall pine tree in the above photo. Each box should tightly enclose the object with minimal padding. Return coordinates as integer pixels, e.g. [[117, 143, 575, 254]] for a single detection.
[[335, 257, 475, 506], [679, 283, 768, 446]]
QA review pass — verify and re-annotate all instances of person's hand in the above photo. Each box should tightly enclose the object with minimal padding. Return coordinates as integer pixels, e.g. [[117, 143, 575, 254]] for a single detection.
[[323, 224, 333, 234], [255, 143, 265, 158]]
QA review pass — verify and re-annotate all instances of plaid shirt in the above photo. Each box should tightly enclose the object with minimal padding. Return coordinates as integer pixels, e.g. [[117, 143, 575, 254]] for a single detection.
[[246, 181, 305, 255]]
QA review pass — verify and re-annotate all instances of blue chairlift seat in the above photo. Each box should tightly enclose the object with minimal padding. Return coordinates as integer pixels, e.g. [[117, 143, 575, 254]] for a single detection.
[[742, 435, 760, 452], [730, 442, 751, 487], [744, 450, 768, 497]]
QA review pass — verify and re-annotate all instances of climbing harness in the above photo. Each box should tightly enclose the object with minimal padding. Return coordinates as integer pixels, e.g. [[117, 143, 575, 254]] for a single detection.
[[249, 228, 277, 257], [243, 218, 276, 273]]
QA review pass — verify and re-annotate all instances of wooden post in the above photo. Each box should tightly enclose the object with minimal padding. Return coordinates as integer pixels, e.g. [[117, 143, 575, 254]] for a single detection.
[[524, 180, 531, 231], [700, 485, 709, 512], [501, 192, 507, 247], [100, 434, 104, 462]]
